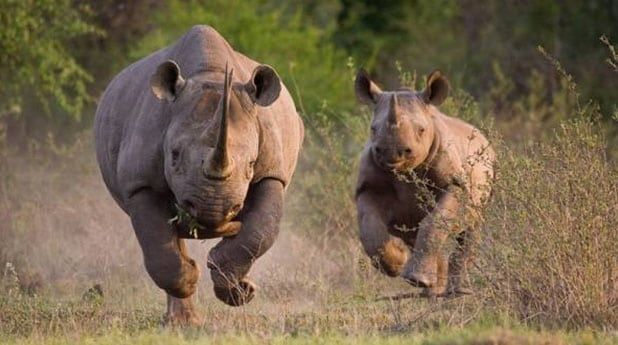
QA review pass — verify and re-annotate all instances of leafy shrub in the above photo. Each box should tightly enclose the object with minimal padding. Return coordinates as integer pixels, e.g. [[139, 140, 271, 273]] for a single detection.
[[0, 0, 99, 118], [130, 0, 356, 120]]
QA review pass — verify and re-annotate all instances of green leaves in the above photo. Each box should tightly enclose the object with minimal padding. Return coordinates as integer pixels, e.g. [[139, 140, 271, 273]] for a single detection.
[[130, 0, 355, 123], [0, 0, 100, 119], [168, 203, 202, 239]]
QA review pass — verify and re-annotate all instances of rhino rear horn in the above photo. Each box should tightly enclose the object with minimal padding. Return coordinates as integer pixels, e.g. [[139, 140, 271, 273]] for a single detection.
[[150, 60, 186, 101], [246, 65, 281, 107]]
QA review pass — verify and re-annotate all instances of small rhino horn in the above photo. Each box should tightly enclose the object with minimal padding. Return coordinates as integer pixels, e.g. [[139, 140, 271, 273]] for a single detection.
[[388, 93, 400, 124]]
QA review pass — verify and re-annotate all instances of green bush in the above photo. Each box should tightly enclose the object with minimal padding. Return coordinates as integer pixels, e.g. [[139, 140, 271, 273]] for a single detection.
[[130, 0, 355, 122], [0, 0, 99, 119]]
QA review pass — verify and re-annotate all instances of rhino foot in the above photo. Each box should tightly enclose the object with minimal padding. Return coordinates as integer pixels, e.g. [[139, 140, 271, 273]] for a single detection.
[[404, 272, 432, 288], [164, 295, 204, 327], [402, 261, 437, 288], [421, 283, 448, 298], [446, 268, 474, 297], [421, 288, 448, 301], [213, 278, 256, 306], [447, 286, 474, 297], [402, 253, 444, 289]]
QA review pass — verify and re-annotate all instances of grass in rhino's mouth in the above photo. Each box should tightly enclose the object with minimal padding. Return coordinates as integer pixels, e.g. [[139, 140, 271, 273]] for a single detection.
[[167, 203, 203, 238]]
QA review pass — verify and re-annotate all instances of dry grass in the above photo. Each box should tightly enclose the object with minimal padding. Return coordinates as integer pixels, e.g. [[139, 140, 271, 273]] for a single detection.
[[0, 132, 490, 340], [481, 119, 618, 328]]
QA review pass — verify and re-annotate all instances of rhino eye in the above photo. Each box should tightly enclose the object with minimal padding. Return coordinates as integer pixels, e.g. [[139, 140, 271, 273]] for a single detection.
[[171, 149, 180, 165], [370, 126, 377, 134], [418, 127, 426, 135]]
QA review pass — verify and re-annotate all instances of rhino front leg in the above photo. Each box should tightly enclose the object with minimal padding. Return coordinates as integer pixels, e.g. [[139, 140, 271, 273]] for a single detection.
[[357, 192, 409, 277], [403, 185, 462, 288], [421, 253, 448, 297], [127, 189, 202, 325], [207, 178, 283, 306]]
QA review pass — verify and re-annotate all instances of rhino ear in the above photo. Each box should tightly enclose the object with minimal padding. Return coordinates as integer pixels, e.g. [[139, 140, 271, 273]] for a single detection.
[[355, 69, 382, 105], [246, 65, 281, 107], [422, 70, 449, 106], [150, 60, 186, 102]]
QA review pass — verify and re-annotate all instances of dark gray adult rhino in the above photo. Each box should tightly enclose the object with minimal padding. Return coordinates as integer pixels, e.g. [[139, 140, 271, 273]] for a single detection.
[[94, 25, 303, 325]]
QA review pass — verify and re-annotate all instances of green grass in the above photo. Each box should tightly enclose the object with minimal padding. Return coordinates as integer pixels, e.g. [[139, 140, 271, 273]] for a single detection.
[[2, 324, 616, 345], [1, 286, 616, 345]]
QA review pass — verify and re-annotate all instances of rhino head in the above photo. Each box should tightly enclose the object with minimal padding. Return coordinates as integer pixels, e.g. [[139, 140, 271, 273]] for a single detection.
[[355, 69, 449, 172], [150, 60, 281, 232]]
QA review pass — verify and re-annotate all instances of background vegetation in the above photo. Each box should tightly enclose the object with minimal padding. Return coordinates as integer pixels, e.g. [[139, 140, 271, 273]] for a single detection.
[[0, 0, 616, 344]]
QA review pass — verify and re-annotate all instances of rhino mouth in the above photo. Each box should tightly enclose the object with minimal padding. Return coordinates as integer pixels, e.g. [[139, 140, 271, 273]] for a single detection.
[[169, 203, 242, 239], [384, 161, 406, 170], [378, 159, 411, 173], [372, 150, 414, 172]]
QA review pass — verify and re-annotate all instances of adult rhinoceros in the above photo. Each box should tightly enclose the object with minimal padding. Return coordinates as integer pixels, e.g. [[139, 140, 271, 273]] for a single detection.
[[94, 25, 303, 325]]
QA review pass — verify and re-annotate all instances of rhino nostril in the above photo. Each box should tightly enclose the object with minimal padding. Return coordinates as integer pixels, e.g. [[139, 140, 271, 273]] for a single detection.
[[374, 146, 384, 155]]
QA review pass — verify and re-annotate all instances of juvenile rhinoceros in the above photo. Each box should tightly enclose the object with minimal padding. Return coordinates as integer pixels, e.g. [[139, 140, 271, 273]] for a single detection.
[[94, 25, 303, 325], [354, 69, 495, 296]]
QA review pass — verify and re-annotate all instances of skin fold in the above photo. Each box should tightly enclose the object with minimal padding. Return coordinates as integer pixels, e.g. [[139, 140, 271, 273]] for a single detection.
[[94, 26, 303, 326], [354, 69, 495, 296]]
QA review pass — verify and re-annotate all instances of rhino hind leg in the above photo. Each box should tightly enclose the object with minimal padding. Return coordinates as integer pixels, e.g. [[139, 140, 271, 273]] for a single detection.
[[447, 228, 478, 295], [165, 294, 204, 327]]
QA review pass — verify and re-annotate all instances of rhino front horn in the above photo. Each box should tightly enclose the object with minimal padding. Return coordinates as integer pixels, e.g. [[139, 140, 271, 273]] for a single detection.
[[387, 93, 401, 124], [205, 63, 234, 179]]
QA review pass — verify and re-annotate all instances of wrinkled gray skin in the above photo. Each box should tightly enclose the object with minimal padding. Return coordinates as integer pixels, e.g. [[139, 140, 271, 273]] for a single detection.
[[354, 69, 495, 297], [94, 26, 303, 325]]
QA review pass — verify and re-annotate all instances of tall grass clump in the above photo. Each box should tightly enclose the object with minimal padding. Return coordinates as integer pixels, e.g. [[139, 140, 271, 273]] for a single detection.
[[481, 64, 617, 328]]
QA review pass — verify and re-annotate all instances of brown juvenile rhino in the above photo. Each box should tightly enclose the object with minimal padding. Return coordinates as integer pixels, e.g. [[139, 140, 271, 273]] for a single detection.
[[94, 25, 303, 325], [354, 69, 495, 296]]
